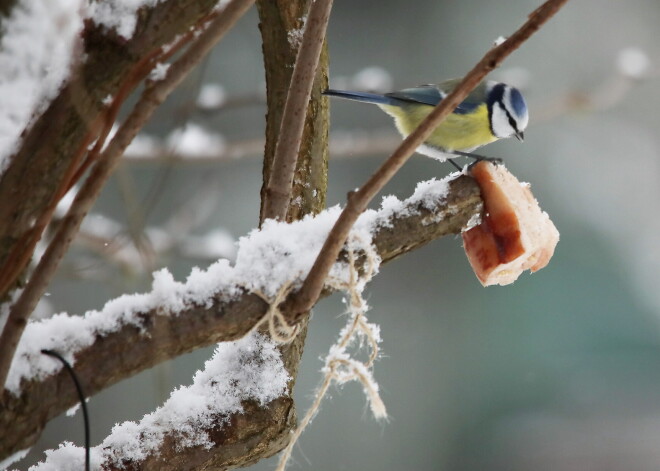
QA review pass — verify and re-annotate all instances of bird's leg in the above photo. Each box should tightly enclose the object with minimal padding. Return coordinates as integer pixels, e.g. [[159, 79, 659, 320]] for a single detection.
[[451, 150, 503, 165], [447, 158, 463, 171]]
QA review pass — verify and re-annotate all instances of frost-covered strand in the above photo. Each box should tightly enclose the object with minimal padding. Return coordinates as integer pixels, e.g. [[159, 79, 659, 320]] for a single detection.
[[5, 175, 467, 395], [28, 333, 289, 471]]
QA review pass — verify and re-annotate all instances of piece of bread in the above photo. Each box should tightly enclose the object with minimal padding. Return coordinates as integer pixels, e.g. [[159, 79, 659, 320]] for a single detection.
[[462, 161, 559, 286]]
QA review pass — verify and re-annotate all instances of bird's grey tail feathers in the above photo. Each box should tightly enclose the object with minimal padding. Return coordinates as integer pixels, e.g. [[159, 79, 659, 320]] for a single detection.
[[322, 89, 398, 106]]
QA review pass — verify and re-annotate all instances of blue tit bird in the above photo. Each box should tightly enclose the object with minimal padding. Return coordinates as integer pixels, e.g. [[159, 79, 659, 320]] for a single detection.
[[323, 79, 528, 166]]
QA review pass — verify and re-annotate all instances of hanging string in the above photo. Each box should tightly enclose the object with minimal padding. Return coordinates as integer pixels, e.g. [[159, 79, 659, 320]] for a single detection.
[[273, 237, 386, 471]]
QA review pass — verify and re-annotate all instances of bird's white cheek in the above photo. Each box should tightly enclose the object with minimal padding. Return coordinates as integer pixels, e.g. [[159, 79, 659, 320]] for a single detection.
[[491, 104, 513, 138]]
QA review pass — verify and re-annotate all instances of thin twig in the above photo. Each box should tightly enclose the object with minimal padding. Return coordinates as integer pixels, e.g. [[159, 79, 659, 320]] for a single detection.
[[0, 0, 256, 390], [286, 0, 570, 317], [261, 0, 334, 221]]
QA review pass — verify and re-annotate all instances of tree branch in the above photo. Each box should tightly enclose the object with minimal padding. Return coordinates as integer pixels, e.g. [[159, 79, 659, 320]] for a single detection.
[[0, 0, 256, 391], [102, 397, 297, 471], [261, 0, 334, 221], [0, 0, 221, 301], [0, 174, 480, 461], [287, 0, 571, 318]]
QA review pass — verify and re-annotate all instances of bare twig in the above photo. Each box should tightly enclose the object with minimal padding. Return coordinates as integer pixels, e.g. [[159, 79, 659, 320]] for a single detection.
[[261, 0, 334, 221], [0, 0, 256, 389], [286, 0, 570, 317]]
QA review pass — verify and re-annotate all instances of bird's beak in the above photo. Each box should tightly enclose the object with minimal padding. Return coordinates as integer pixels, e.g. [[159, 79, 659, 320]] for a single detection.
[[515, 131, 524, 142]]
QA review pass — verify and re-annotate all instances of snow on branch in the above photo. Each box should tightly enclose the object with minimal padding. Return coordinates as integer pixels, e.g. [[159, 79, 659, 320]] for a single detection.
[[28, 333, 289, 470], [0, 0, 83, 174], [0, 173, 481, 461]]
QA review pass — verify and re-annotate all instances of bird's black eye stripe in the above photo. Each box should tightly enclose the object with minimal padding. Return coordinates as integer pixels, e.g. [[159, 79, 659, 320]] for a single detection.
[[505, 109, 519, 134]]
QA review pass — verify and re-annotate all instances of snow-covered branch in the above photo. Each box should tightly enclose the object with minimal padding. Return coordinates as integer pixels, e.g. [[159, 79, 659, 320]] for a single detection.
[[0, 173, 481, 462], [28, 333, 292, 471]]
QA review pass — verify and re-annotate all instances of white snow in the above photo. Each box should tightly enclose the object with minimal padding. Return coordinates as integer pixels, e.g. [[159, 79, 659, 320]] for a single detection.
[[148, 62, 170, 82], [287, 15, 307, 48], [5, 174, 457, 395], [0, 447, 31, 470], [616, 47, 651, 78], [234, 207, 352, 298], [0, 0, 83, 175], [65, 402, 80, 418], [493, 36, 507, 46], [86, 0, 163, 39], [29, 333, 288, 470], [166, 123, 226, 157], [358, 177, 452, 230], [27, 442, 102, 471], [196, 83, 227, 109]]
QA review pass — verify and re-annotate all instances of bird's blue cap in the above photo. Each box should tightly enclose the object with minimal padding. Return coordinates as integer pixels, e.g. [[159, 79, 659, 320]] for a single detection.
[[509, 88, 527, 117]]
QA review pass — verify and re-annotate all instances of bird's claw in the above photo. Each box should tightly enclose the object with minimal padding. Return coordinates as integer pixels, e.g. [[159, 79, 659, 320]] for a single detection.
[[467, 156, 503, 170]]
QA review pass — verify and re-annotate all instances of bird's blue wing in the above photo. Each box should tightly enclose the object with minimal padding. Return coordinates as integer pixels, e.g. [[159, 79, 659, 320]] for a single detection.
[[386, 85, 445, 106], [385, 84, 483, 115]]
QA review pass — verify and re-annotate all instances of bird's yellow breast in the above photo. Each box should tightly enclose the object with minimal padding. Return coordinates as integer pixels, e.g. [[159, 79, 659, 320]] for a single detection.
[[379, 103, 497, 152]]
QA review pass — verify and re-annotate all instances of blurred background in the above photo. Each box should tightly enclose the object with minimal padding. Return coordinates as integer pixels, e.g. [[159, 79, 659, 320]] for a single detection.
[[17, 0, 660, 469]]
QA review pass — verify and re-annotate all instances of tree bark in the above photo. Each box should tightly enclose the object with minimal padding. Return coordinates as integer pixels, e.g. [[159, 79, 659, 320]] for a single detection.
[[257, 0, 329, 224]]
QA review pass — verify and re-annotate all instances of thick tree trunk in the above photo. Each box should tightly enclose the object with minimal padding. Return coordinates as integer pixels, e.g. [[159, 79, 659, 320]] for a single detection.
[[257, 0, 329, 223]]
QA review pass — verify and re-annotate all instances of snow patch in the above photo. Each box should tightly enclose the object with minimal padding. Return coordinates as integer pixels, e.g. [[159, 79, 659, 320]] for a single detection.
[[0, 447, 31, 470], [0, 0, 83, 175], [86, 0, 163, 39], [148, 62, 170, 81], [29, 333, 288, 469], [287, 15, 307, 48], [493, 36, 507, 46]]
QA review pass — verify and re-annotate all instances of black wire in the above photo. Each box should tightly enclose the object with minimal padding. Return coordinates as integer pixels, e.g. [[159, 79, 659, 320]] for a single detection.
[[41, 349, 90, 471]]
